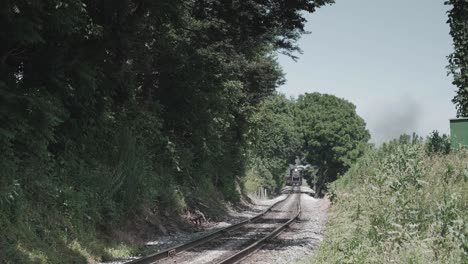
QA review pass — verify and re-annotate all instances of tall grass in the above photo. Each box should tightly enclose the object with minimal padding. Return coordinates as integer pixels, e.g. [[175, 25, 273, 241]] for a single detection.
[[309, 139, 467, 263]]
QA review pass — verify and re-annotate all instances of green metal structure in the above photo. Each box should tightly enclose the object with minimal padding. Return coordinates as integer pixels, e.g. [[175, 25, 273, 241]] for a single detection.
[[450, 118, 468, 149]]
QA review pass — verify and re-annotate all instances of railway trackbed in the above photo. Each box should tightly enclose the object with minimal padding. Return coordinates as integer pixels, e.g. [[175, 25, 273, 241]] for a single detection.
[[215, 194, 301, 264], [126, 187, 302, 264]]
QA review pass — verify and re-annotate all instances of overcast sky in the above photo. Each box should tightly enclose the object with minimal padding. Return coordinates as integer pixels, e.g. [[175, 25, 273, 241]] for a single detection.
[[277, 0, 456, 144]]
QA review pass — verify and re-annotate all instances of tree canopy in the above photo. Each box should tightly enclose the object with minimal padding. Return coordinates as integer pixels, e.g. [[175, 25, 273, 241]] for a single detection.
[[295, 93, 370, 196], [244, 93, 370, 198], [245, 94, 303, 191], [446, 0, 468, 116]]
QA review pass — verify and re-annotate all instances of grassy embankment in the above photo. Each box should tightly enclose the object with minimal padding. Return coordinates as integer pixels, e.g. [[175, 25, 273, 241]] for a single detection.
[[308, 139, 467, 263], [0, 128, 231, 264]]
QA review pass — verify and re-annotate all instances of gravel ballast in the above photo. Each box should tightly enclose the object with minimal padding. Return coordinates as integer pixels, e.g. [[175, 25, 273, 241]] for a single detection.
[[240, 193, 330, 264], [154, 193, 299, 264]]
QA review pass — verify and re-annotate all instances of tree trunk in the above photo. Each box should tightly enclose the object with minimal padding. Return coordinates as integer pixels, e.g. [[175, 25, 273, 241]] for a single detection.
[[314, 168, 328, 198], [314, 183, 322, 198]]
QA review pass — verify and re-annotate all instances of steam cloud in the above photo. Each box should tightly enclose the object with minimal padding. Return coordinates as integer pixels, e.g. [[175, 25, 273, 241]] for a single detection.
[[365, 95, 422, 144]]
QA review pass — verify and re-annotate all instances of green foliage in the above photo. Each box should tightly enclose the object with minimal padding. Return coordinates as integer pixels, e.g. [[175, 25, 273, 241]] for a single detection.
[[295, 93, 370, 197], [446, 0, 468, 117], [0, 1, 334, 262], [426, 130, 451, 155], [245, 94, 303, 192], [309, 139, 468, 264], [244, 93, 369, 198]]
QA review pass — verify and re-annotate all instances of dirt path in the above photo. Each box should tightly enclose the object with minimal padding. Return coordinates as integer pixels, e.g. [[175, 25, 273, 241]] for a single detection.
[[240, 193, 330, 264]]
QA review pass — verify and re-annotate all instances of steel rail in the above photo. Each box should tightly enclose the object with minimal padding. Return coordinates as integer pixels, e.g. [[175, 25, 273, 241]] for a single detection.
[[126, 192, 294, 264], [216, 193, 301, 264]]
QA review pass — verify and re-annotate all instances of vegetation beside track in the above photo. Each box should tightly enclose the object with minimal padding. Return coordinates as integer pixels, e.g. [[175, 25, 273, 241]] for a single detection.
[[1, 1, 342, 263], [308, 136, 468, 264]]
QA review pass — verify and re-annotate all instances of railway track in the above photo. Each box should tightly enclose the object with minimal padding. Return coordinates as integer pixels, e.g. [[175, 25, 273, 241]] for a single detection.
[[126, 187, 302, 264], [216, 192, 301, 264]]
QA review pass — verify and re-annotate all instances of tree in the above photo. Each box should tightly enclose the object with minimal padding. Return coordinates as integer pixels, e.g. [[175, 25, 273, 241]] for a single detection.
[[295, 93, 370, 197], [446, 0, 468, 117], [426, 130, 451, 154], [246, 94, 303, 191]]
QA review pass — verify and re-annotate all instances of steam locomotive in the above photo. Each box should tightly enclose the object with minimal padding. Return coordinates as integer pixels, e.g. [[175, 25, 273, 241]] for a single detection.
[[286, 165, 304, 186]]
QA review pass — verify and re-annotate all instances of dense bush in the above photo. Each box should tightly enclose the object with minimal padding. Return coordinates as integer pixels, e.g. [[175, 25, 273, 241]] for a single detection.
[[309, 137, 467, 263]]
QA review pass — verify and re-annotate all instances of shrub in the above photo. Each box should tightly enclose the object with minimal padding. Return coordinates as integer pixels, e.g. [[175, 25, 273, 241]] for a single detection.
[[426, 130, 451, 155]]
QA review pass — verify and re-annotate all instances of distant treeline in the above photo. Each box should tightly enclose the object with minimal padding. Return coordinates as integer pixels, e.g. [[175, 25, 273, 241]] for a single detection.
[[246, 93, 369, 197]]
